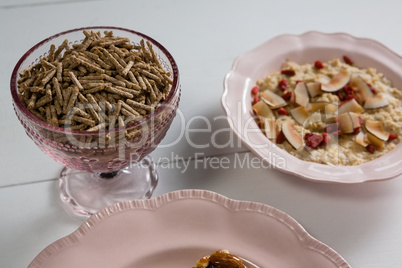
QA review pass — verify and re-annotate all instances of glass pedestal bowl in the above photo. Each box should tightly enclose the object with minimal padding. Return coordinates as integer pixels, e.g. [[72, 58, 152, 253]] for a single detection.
[[10, 26, 180, 217]]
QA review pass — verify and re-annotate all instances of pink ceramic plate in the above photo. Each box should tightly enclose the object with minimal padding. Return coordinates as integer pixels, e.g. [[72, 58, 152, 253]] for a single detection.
[[222, 31, 402, 183], [29, 190, 350, 268]]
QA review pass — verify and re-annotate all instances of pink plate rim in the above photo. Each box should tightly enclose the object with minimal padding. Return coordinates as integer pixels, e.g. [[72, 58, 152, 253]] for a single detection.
[[28, 189, 350, 267], [222, 31, 402, 184]]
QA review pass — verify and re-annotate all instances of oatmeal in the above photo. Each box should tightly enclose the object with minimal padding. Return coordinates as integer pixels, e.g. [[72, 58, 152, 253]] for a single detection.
[[251, 57, 401, 166]]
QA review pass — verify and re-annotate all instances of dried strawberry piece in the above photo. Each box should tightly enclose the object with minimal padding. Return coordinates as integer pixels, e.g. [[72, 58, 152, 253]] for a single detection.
[[337, 85, 356, 102], [352, 127, 360, 135], [252, 95, 260, 105], [344, 85, 354, 94], [276, 130, 286, 144], [345, 94, 353, 100], [367, 144, 375, 154], [304, 133, 313, 139], [304, 133, 314, 141], [314, 60, 324, 69], [305, 133, 323, 149], [388, 134, 398, 141], [345, 94, 357, 101], [277, 107, 287, 115], [321, 132, 329, 146], [343, 55, 354, 65], [281, 69, 296, 76], [251, 86, 259, 95], [304, 133, 313, 144], [337, 91, 345, 101], [281, 91, 292, 101], [278, 79, 288, 91]]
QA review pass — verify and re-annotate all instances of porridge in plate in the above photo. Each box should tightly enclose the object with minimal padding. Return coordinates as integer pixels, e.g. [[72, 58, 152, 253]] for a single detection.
[[251, 56, 401, 166]]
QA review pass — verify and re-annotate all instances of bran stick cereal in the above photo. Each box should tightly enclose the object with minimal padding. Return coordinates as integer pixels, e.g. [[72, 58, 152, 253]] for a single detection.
[[16, 30, 173, 140]]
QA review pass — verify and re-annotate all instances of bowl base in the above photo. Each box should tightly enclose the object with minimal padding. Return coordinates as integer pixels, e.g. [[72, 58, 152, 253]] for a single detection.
[[59, 156, 158, 218]]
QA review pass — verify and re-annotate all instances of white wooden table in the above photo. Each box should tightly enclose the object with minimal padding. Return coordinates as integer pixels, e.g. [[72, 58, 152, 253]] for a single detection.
[[1, 0, 402, 267]]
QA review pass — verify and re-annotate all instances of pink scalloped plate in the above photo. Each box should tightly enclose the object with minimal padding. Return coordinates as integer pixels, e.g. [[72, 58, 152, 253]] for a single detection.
[[222, 31, 402, 183], [28, 190, 350, 268]]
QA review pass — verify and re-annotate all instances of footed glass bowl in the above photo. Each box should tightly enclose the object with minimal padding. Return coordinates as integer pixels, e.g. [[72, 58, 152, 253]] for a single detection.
[[10, 26, 180, 217]]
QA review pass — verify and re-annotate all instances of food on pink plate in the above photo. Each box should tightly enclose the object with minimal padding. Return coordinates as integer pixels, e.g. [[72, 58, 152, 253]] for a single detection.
[[251, 56, 401, 165], [194, 249, 246, 268]]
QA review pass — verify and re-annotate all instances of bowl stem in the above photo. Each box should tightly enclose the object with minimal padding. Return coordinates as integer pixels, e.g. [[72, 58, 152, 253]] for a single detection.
[[59, 156, 158, 218]]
